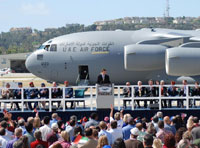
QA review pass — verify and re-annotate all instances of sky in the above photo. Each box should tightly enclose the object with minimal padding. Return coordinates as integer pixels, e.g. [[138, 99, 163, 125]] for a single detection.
[[0, 0, 199, 32]]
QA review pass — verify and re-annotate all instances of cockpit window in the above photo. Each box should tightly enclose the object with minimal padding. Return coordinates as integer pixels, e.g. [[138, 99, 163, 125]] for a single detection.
[[50, 44, 57, 52], [38, 45, 45, 50], [44, 45, 50, 51]]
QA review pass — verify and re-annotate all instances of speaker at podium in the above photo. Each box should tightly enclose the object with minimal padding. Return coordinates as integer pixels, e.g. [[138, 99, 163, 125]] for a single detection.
[[96, 84, 114, 109]]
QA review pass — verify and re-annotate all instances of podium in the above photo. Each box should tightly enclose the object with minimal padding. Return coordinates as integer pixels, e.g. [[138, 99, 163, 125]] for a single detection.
[[96, 84, 114, 109]]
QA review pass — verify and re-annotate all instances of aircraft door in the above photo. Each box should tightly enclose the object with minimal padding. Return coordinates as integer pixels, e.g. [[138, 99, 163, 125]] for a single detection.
[[79, 65, 89, 80]]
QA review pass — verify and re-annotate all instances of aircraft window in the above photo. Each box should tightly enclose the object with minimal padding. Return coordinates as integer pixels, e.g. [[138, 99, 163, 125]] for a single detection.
[[50, 44, 57, 52], [44, 45, 50, 51], [38, 45, 45, 50], [37, 54, 43, 60]]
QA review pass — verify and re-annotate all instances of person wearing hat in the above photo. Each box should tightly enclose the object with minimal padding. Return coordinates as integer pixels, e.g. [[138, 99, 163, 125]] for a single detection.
[[46, 123, 60, 146], [124, 127, 144, 148], [13, 82, 23, 110], [39, 83, 49, 109], [64, 81, 74, 109], [25, 82, 39, 110]]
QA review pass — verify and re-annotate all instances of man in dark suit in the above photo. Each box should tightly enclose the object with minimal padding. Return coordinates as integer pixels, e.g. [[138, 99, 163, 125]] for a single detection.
[[135, 81, 146, 108], [146, 79, 157, 105], [97, 68, 111, 84]]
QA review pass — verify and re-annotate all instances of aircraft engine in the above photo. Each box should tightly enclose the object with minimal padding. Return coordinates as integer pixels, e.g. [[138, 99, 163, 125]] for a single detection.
[[166, 47, 200, 76], [124, 44, 166, 71]]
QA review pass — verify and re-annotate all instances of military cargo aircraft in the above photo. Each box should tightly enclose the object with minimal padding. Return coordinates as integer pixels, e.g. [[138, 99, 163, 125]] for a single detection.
[[25, 28, 200, 85]]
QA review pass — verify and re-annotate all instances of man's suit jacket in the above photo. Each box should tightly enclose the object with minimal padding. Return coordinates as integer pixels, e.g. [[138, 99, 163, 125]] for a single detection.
[[97, 74, 110, 84], [80, 139, 98, 148], [146, 86, 157, 97], [125, 139, 144, 148]]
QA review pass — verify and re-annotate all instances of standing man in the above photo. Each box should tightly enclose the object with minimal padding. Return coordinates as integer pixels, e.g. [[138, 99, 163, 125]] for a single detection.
[[97, 68, 110, 84], [123, 82, 132, 108], [13, 82, 23, 110], [25, 82, 38, 110]]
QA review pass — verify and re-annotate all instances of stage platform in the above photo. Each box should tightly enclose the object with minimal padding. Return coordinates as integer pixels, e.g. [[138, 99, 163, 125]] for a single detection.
[[2, 108, 200, 121]]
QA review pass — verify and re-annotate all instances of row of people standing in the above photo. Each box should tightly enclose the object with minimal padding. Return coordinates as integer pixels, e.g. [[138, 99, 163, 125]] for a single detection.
[[123, 79, 200, 108], [0, 81, 74, 111]]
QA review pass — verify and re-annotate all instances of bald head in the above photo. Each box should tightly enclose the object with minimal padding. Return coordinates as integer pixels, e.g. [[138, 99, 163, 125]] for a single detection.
[[164, 116, 170, 125]]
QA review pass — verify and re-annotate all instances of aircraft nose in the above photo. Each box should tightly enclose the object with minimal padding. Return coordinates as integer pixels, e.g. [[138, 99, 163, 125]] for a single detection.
[[25, 53, 37, 73]]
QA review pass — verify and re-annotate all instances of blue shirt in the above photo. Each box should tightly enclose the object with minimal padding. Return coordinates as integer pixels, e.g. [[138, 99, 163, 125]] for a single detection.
[[65, 87, 73, 98], [122, 124, 135, 140], [50, 119, 58, 127], [99, 130, 112, 145], [6, 138, 18, 148], [164, 124, 176, 135]]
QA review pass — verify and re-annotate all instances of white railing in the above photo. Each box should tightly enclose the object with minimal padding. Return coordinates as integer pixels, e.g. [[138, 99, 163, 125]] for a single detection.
[[0, 84, 199, 112]]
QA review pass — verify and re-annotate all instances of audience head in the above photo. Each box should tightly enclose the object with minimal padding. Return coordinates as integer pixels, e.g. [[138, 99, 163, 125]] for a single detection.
[[99, 121, 107, 130], [69, 119, 76, 127], [112, 138, 126, 148], [152, 116, 159, 123], [52, 113, 58, 120], [156, 112, 163, 119], [127, 117, 135, 125], [70, 115, 78, 122], [136, 123, 143, 131], [18, 119, 25, 127], [90, 112, 98, 120], [43, 116, 50, 125], [114, 112, 120, 121], [84, 128, 93, 138], [0, 127, 6, 136], [33, 117, 40, 128], [14, 128, 22, 138], [110, 120, 117, 129], [164, 116, 171, 125], [34, 130, 42, 140], [97, 135, 109, 148], [61, 131, 70, 142], [25, 122, 33, 133], [164, 133, 176, 148], [158, 120, 164, 129], [51, 143, 63, 148], [27, 117, 34, 124], [175, 127, 187, 143], [13, 140, 23, 148], [143, 134, 153, 147], [153, 138, 162, 148], [74, 126, 83, 136], [0, 121, 8, 129], [123, 113, 131, 124], [51, 123, 58, 132], [130, 128, 139, 138]]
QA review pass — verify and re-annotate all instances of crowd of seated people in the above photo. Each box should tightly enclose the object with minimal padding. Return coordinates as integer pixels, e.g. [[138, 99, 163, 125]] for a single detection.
[[0, 106, 200, 148], [0, 81, 75, 111], [123, 79, 200, 108], [1, 79, 200, 111]]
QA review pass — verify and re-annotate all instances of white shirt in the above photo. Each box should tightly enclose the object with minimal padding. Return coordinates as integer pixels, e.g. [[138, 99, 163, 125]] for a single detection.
[[4, 129, 13, 141], [107, 128, 123, 143], [39, 124, 52, 141], [0, 136, 8, 148], [110, 117, 123, 130], [65, 125, 74, 142]]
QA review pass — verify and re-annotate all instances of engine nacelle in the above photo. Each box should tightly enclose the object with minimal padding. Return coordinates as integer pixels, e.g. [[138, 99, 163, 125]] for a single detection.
[[166, 47, 200, 76], [124, 44, 166, 71]]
